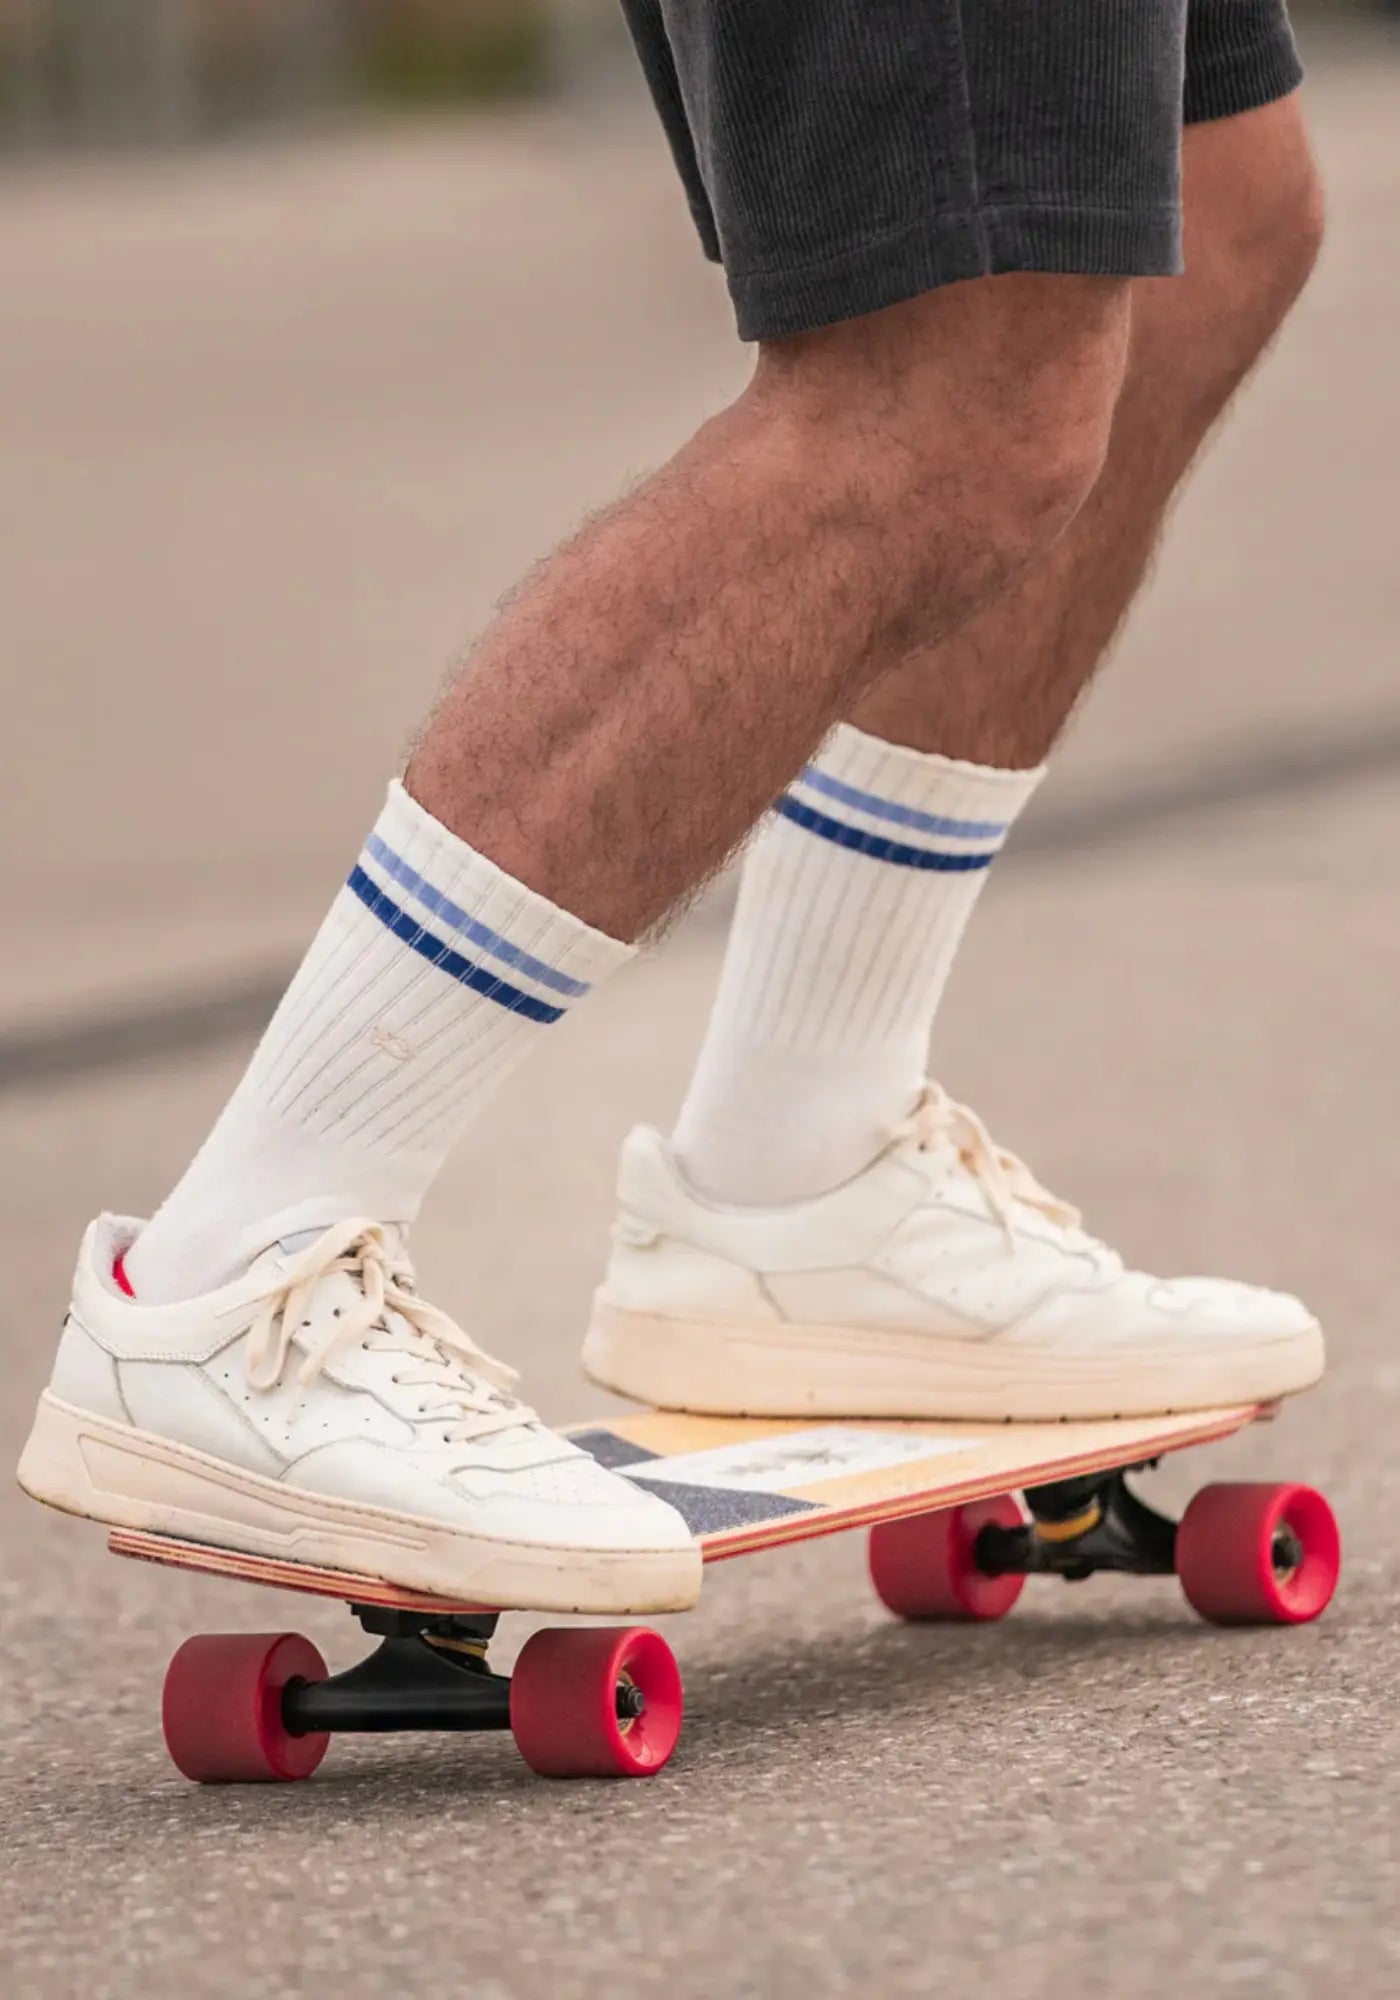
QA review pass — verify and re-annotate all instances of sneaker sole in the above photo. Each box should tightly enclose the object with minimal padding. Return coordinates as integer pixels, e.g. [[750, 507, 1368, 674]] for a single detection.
[[16, 1390, 701, 1615], [581, 1300, 1326, 1423]]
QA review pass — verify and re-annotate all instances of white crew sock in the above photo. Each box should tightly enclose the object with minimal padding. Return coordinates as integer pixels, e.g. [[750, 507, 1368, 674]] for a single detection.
[[124, 781, 633, 1302], [671, 724, 1043, 1206]]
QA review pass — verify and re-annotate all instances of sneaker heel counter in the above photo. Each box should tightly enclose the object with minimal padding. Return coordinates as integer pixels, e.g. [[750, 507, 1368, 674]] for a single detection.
[[49, 1316, 128, 1423], [604, 1127, 779, 1320], [599, 1226, 777, 1322]]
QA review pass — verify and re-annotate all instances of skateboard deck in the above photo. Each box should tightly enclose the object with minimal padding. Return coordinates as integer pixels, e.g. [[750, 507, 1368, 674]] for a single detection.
[[565, 1403, 1268, 1562], [110, 1400, 1265, 1611]]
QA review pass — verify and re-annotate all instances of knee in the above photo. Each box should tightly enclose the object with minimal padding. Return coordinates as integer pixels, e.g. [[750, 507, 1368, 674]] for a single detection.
[[1170, 107, 1326, 405], [1207, 155, 1323, 357], [1264, 152, 1327, 313], [753, 273, 1130, 600], [956, 277, 1130, 547]]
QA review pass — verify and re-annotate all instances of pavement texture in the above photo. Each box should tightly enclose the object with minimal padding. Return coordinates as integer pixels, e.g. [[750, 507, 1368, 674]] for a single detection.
[[2, 24, 1399, 2000]]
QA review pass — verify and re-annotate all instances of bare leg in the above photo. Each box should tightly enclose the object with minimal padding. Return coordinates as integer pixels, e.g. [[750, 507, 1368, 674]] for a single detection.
[[851, 96, 1325, 765], [122, 272, 1130, 1302], [579, 97, 1328, 1426], [407, 274, 1130, 939], [668, 95, 1326, 1206]]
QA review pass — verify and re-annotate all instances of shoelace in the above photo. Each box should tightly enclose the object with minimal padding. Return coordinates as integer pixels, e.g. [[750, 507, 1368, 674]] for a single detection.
[[898, 1083, 1099, 1254], [243, 1218, 534, 1444]]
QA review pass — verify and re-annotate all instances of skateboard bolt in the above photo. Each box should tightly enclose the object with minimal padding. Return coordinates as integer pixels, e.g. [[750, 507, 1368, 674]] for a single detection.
[[615, 1683, 647, 1722], [1271, 1524, 1304, 1579]]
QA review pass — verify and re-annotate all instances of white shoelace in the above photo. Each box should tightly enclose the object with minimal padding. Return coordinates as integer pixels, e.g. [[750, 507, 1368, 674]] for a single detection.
[[899, 1083, 1106, 1255], [243, 1218, 534, 1444]]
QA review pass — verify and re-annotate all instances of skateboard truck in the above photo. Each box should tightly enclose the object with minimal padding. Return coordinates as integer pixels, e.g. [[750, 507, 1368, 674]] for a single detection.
[[982, 1463, 1182, 1581], [277, 1607, 649, 1740], [281, 1610, 513, 1738], [976, 1465, 1310, 1587]]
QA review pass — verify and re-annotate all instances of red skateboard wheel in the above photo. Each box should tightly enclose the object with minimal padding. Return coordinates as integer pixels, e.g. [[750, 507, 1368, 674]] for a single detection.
[[1176, 1481, 1340, 1626], [510, 1626, 683, 1778], [162, 1631, 330, 1783], [868, 1495, 1026, 1621]]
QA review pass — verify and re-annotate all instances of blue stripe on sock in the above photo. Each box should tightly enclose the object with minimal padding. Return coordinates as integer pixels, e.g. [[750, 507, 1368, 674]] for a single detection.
[[346, 866, 565, 1023], [363, 832, 589, 999], [774, 795, 996, 871], [797, 764, 1007, 843]]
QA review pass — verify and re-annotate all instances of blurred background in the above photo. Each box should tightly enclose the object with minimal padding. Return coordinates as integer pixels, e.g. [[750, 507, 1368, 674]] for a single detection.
[[1, 0, 1395, 148], [1, 5, 1398, 1998], [0, 0, 605, 148]]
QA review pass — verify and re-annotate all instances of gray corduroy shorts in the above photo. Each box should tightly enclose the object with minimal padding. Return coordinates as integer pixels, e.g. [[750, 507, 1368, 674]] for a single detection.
[[622, 0, 1303, 339]]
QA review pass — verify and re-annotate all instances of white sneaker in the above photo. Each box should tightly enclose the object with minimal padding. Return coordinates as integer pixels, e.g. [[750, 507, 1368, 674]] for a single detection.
[[19, 1216, 699, 1614], [582, 1085, 1325, 1422]]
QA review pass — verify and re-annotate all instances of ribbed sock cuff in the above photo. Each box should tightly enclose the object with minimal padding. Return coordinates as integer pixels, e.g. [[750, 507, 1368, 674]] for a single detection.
[[821, 723, 1045, 831], [379, 781, 636, 992]]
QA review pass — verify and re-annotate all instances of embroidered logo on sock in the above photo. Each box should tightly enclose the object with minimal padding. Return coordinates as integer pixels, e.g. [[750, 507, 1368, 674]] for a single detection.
[[368, 1024, 415, 1063]]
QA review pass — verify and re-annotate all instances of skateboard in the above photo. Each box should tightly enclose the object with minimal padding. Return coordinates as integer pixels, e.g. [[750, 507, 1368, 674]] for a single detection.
[[110, 1398, 1339, 1786]]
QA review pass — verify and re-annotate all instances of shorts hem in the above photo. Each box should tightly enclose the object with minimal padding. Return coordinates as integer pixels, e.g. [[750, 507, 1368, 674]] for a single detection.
[[727, 203, 1183, 343], [1183, 36, 1303, 126]]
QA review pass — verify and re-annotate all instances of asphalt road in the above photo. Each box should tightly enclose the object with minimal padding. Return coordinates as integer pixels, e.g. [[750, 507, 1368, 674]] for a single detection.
[[2, 28, 1398, 2000]]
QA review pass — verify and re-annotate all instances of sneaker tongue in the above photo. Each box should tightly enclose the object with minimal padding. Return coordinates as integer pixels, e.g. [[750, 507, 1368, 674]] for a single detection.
[[277, 1228, 328, 1258], [255, 1222, 410, 1280]]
